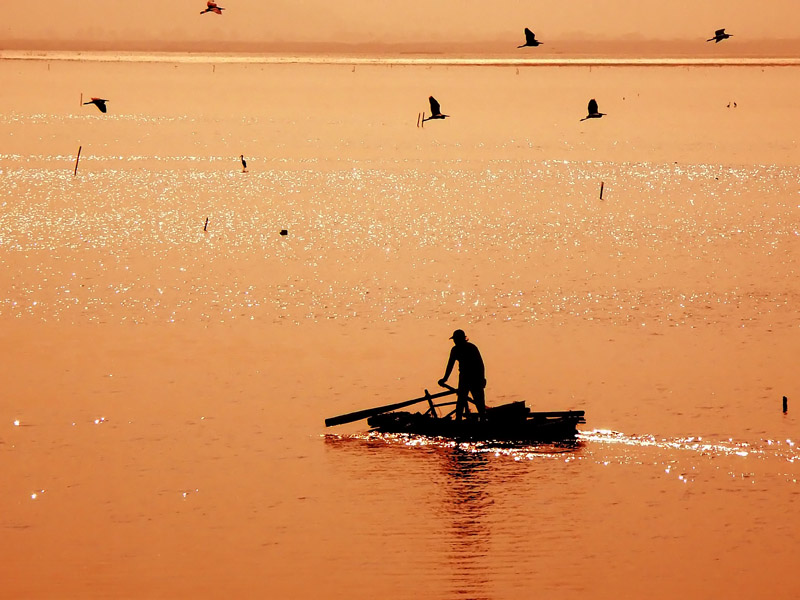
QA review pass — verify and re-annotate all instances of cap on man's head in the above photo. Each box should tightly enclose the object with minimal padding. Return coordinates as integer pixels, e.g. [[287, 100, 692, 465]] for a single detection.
[[450, 329, 467, 340]]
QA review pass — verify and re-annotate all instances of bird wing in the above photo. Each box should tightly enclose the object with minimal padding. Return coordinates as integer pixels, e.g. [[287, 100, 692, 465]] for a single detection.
[[211, 6, 222, 13], [715, 29, 725, 36], [588, 98, 598, 115], [524, 28, 536, 44], [429, 96, 441, 115]]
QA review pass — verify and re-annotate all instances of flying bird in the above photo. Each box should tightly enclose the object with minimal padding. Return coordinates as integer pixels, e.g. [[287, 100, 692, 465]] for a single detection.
[[240, 155, 247, 172], [518, 28, 543, 48], [422, 96, 449, 122], [200, 1, 225, 14], [706, 28, 732, 43], [83, 98, 109, 113], [580, 98, 605, 121]]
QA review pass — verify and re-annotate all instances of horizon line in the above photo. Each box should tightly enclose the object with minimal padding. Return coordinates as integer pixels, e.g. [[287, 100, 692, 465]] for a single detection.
[[2, 50, 800, 67]]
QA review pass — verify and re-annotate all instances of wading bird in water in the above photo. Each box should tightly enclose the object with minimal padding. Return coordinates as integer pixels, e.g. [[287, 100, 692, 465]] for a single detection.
[[707, 28, 732, 43], [422, 96, 449, 123], [518, 28, 543, 48], [240, 155, 247, 172], [83, 98, 109, 113], [200, 1, 224, 14]]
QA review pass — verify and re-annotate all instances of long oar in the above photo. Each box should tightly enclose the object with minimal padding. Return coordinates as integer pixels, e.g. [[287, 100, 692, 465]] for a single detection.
[[325, 386, 457, 427]]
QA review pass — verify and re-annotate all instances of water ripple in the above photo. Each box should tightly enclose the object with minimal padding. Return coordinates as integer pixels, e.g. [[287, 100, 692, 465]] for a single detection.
[[1, 160, 798, 327]]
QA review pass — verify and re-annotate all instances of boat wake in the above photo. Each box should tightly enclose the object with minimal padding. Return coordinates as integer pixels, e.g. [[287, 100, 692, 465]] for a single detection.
[[326, 428, 799, 468], [579, 428, 798, 463]]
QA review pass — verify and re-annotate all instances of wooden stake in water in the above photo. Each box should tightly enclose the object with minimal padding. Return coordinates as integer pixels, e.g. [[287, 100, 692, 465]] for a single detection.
[[600, 181, 605, 200], [417, 113, 421, 128], [783, 396, 788, 413], [73, 145, 82, 176], [204, 217, 209, 232]]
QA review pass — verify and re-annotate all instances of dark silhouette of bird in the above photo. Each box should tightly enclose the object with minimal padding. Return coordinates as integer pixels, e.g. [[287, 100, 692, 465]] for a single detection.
[[240, 155, 247, 172], [200, 1, 224, 14], [518, 28, 543, 48], [83, 98, 109, 113], [580, 98, 605, 121], [422, 96, 449, 122], [707, 29, 732, 43]]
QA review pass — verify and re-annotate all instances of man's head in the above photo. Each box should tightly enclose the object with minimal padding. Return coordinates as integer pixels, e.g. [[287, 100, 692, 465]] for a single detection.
[[450, 329, 467, 343]]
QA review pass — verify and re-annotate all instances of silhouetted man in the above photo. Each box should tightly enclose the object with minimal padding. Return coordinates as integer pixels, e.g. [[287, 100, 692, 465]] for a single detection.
[[438, 329, 486, 421]]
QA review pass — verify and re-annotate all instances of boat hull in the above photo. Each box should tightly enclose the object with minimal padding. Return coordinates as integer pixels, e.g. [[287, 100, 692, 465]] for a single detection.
[[367, 403, 585, 443]]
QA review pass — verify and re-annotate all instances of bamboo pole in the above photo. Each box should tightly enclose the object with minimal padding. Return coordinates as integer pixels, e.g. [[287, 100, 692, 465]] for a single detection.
[[325, 388, 457, 427], [73, 146, 82, 176]]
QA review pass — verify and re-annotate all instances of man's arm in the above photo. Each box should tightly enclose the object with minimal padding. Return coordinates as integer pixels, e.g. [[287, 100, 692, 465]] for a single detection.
[[438, 348, 456, 386]]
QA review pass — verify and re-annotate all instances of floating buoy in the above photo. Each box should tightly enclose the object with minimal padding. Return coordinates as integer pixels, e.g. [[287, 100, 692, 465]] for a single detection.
[[280, 229, 288, 236]]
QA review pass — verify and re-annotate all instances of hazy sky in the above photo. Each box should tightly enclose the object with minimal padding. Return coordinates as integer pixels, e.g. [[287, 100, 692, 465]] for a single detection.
[[4, 0, 799, 45]]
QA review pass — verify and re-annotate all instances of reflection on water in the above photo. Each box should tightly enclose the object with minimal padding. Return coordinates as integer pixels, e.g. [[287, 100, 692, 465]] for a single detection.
[[580, 428, 798, 462], [329, 427, 800, 490], [329, 431, 584, 458], [325, 433, 587, 598], [1, 160, 797, 329], [442, 449, 492, 600], [3, 60, 800, 599], [325, 427, 799, 596], [578, 429, 800, 487]]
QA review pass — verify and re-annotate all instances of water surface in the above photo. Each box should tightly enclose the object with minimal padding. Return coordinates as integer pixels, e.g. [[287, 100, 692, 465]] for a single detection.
[[1, 57, 799, 599]]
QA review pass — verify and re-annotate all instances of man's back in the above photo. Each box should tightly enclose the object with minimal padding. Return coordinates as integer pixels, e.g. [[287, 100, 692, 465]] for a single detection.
[[450, 341, 484, 380]]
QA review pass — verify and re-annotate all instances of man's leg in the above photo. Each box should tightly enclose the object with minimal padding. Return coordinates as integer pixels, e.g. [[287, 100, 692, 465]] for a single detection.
[[455, 383, 470, 421], [470, 384, 486, 421]]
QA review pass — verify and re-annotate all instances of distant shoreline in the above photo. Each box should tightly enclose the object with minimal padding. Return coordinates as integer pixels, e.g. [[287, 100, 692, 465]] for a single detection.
[[2, 50, 800, 67]]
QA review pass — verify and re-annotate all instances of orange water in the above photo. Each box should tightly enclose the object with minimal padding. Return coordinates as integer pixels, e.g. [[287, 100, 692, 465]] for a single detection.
[[1, 57, 799, 599]]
